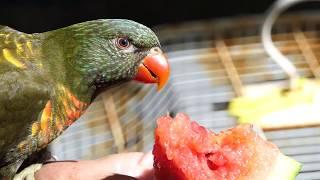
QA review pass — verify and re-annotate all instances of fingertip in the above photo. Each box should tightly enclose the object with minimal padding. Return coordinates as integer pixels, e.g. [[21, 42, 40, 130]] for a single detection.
[[137, 151, 155, 180], [138, 151, 154, 168]]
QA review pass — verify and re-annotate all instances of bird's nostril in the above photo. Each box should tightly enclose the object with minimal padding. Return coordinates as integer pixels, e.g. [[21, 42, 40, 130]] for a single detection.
[[150, 47, 162, 55]]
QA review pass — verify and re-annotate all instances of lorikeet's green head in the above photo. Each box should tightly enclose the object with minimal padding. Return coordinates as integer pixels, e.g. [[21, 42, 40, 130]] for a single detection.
[[49, 19, 169, 91]]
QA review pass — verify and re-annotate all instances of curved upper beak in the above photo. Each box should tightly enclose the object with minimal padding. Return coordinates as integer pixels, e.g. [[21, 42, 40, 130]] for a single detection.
[[134, 47, 170, 91]]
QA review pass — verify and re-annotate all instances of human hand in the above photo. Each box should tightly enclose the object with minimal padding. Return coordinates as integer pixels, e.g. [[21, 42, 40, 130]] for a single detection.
[[35, 152, 154, 180]]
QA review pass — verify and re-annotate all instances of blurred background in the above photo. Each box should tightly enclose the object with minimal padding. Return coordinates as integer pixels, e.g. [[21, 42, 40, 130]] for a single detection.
[[2, 0, 320, 179], [1, 0, 319, 32]]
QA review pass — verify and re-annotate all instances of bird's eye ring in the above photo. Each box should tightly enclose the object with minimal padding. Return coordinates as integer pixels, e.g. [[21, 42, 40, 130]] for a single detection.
[[115, 38, 131, 49]]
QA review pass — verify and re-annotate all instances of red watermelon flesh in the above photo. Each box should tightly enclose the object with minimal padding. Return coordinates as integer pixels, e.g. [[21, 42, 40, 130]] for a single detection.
[[153, 113, 284, 180]]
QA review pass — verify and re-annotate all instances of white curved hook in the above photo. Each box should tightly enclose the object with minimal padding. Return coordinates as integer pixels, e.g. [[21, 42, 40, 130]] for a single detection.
[[262, 0, 320, 88]]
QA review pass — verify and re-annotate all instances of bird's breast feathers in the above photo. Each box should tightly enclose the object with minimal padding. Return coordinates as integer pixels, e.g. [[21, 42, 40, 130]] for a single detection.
[[17, 85, 88, 153]]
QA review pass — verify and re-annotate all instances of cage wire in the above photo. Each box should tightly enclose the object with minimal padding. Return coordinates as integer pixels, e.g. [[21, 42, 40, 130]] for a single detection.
[[50, 12, 320, 179]]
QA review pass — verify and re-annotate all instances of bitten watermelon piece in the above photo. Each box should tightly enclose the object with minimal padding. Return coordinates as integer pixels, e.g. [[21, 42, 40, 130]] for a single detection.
[[153, 113, 301, 180]]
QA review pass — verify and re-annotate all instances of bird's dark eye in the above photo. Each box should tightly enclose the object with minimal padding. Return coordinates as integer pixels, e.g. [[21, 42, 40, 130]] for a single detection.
[[115, 38, 131, 49]]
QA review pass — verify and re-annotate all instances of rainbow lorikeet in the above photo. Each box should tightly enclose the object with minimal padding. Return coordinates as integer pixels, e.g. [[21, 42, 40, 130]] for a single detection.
[[0, 19, 169, 178]]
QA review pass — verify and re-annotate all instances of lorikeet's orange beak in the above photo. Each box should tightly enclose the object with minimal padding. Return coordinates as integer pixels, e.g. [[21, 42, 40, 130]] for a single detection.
[[134, 47, 170, 90]]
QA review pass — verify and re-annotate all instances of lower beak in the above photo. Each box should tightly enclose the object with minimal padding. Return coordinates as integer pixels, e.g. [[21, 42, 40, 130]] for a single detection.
[[134, 47, 170, 90]]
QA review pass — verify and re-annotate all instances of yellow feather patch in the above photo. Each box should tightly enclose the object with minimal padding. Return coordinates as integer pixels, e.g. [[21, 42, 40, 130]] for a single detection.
[[15, 43, 25, 56], [2, 48, 26, 68], [26, 41, 34, 54], [14, 37, 25, 54], [4, 33, 11, 44], [31, 122, 40, 136]]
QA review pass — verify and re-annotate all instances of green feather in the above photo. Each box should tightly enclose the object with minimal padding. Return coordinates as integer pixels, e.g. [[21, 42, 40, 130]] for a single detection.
[[0, 19, 160, 178]]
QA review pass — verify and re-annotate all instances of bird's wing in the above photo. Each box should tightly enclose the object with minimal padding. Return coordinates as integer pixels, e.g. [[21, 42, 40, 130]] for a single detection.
[[0, 27, 51, 167], [0, 26, 41, 71]]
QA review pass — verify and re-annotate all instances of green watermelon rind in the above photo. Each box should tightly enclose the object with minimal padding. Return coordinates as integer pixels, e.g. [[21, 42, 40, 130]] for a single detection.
[[267, 154, 302, 180]]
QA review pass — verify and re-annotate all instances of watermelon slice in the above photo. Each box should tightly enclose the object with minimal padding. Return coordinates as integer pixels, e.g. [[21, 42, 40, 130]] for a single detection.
[[153, 113, 301, 180]]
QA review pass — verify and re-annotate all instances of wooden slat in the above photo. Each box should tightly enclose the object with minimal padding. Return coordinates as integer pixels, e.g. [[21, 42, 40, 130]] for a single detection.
[[293, 30, 320, 78], [102, 92, 126, 153], [216, 40, 243, 96]]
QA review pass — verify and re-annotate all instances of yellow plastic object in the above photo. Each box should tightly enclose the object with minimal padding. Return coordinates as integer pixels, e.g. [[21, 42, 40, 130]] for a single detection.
[[229, 78, 320, 129]]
